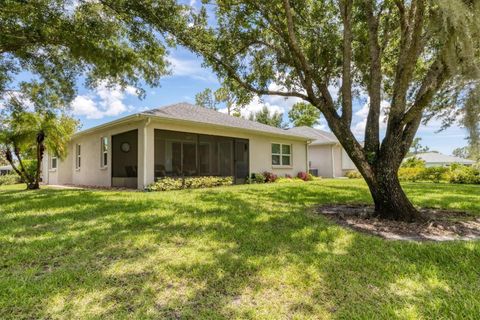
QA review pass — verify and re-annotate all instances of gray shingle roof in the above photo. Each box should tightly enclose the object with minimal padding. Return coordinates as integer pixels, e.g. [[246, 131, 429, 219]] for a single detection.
[[287, 126, 338, 145], [405, 152, 476, 165], [141, 103, 310, 140]]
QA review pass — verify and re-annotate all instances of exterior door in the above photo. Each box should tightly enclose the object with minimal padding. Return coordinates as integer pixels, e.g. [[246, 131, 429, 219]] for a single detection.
[[234, 139, 249, 184]]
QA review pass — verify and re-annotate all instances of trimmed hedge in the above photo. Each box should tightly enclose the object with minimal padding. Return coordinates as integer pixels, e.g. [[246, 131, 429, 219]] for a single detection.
[[346, 170, 362, 179], [398, 164, 480, 184], [146, 176, 233, 191], [0, 174, 20, 186], [448, 166, 480, 184]]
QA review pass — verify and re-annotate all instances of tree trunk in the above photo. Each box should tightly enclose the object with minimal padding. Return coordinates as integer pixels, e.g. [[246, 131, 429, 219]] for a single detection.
[[33, 131, 45, 190], [363, 165, 423, 222]]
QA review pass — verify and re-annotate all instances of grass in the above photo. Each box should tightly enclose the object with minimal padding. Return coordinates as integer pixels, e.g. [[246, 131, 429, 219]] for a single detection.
[[0, 179, 479, 319]]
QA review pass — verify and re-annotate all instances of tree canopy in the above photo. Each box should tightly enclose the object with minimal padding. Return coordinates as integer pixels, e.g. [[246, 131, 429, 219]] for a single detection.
[[0, 98, 77, 189], [0, 0, 173, 107], [248, 106, 285, 128], [195, 88, 218, 110], [408, 137, 430, 155], [288, 102, 320, 127], [117, 0, 480, 220]]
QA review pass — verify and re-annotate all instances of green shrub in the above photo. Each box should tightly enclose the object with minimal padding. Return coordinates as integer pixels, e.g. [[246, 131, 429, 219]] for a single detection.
[[447, 166, 480, 184], [297, 171, 314, 181], [262, 171, 278, 183], [0, 174, 20, 186], [346, 170, 362, 179], [419, 166, 449, 183], [398, 167, 424, 182], [246, 173, 266, 184], [402, 157, 426, 168], [146, 176, 233, 191]]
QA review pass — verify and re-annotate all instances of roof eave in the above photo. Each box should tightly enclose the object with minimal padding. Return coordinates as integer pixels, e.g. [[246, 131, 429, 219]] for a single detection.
[[72, 114, 146, 138], [143, 113, 310, 141]]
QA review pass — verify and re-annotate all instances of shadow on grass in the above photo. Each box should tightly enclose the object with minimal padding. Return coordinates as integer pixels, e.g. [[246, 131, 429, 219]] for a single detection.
[[0, 181, 479, 318]]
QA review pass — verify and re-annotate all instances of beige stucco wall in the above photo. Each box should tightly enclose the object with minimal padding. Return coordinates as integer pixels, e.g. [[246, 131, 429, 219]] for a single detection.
[[45, 117, 308, 189], [43, 150, 73, 185], [308, 144, 345, 178], [43, 119, 145, 187]]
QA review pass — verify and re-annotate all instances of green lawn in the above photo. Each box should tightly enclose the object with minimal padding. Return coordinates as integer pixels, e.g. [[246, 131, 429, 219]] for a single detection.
[[1, 180, 479, 319]]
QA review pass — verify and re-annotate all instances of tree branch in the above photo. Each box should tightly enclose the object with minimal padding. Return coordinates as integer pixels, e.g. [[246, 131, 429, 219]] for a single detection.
[[363, 0, 383, 155], [339, 0, 353, 126]]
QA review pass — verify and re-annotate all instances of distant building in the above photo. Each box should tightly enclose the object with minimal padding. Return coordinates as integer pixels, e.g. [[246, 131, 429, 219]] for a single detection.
[[0, 165, 13, 175], [405, 152, 476, 167]]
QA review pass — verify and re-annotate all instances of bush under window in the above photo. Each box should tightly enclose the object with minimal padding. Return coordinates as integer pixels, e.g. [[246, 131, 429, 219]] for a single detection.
[[146, 176, 233, 191]]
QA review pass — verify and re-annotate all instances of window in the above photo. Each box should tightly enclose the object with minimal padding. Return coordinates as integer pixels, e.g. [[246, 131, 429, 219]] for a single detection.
[[50, 156, 57, 170], [101, 137, 108, 168], [272, 143, 291, 166], [76, 144, 81, 170]]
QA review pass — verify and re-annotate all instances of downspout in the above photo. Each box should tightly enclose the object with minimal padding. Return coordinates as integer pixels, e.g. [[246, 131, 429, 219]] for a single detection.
[[306, 139, 312, 174], [143, 117, 151, 189], [331, 145, 336, 178]]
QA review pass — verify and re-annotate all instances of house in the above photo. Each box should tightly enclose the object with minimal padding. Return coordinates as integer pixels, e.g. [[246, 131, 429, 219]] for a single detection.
[[404, 152, 476, 167], [288, 126, 356, 177], [42, 103, 311, 189], [0, 165, 13, 175]]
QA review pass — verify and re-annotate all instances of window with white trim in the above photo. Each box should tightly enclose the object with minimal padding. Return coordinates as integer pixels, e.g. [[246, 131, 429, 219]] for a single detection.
[[271, 143, 291, 166], [100, 137, 108, 168], [76, 144, 81, 169], [50, 155, 57, 170]]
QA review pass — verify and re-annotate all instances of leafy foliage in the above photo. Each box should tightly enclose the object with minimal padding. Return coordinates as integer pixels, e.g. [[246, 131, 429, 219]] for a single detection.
[[146, 176, 233, 191], [447, 165, 480, 184], [246, 173, 267, 184], [262, 171, 278, 183], [195, 88, 217, 110], [297, 171, 314, 181], [398, 164, 480, 184], [0, 100, 78, 189], [346, 170, 363, 179], [288, 102, 321, 127], [402, 157, 426, 168], [0, 0, 172, 110], [408, 138, 430, 156], [195, 82, 249, 116], [0, 173, 20, 186], [248, 106, 285, 128]]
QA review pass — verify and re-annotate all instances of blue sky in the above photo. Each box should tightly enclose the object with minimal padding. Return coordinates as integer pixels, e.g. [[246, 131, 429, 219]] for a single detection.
[[69, 46, 467, 156]]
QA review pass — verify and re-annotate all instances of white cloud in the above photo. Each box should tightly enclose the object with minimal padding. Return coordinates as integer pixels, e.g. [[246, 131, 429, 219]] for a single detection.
[[71, 82, 138, 120], [167, 55, 217, 82], [352, 98, 390, 136]]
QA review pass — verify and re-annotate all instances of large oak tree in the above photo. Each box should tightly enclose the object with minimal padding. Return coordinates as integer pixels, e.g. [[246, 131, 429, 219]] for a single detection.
[[116, 0, 480, 221], [0, 0, 175, 188]]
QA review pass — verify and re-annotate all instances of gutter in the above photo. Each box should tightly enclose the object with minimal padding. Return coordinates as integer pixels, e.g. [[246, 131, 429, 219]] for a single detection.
[[72, 113, 145, 138]]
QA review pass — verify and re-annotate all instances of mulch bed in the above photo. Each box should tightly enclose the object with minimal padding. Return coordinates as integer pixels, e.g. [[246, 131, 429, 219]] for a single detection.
[[317, 204, 480, 241]]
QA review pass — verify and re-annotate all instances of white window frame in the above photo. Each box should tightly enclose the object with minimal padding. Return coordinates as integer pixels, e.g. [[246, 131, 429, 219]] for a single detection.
[[75, 144, 81, 170], [50, 155, 58, 171], [271, 143, 292, 167], [100, 137, 109, 169]]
